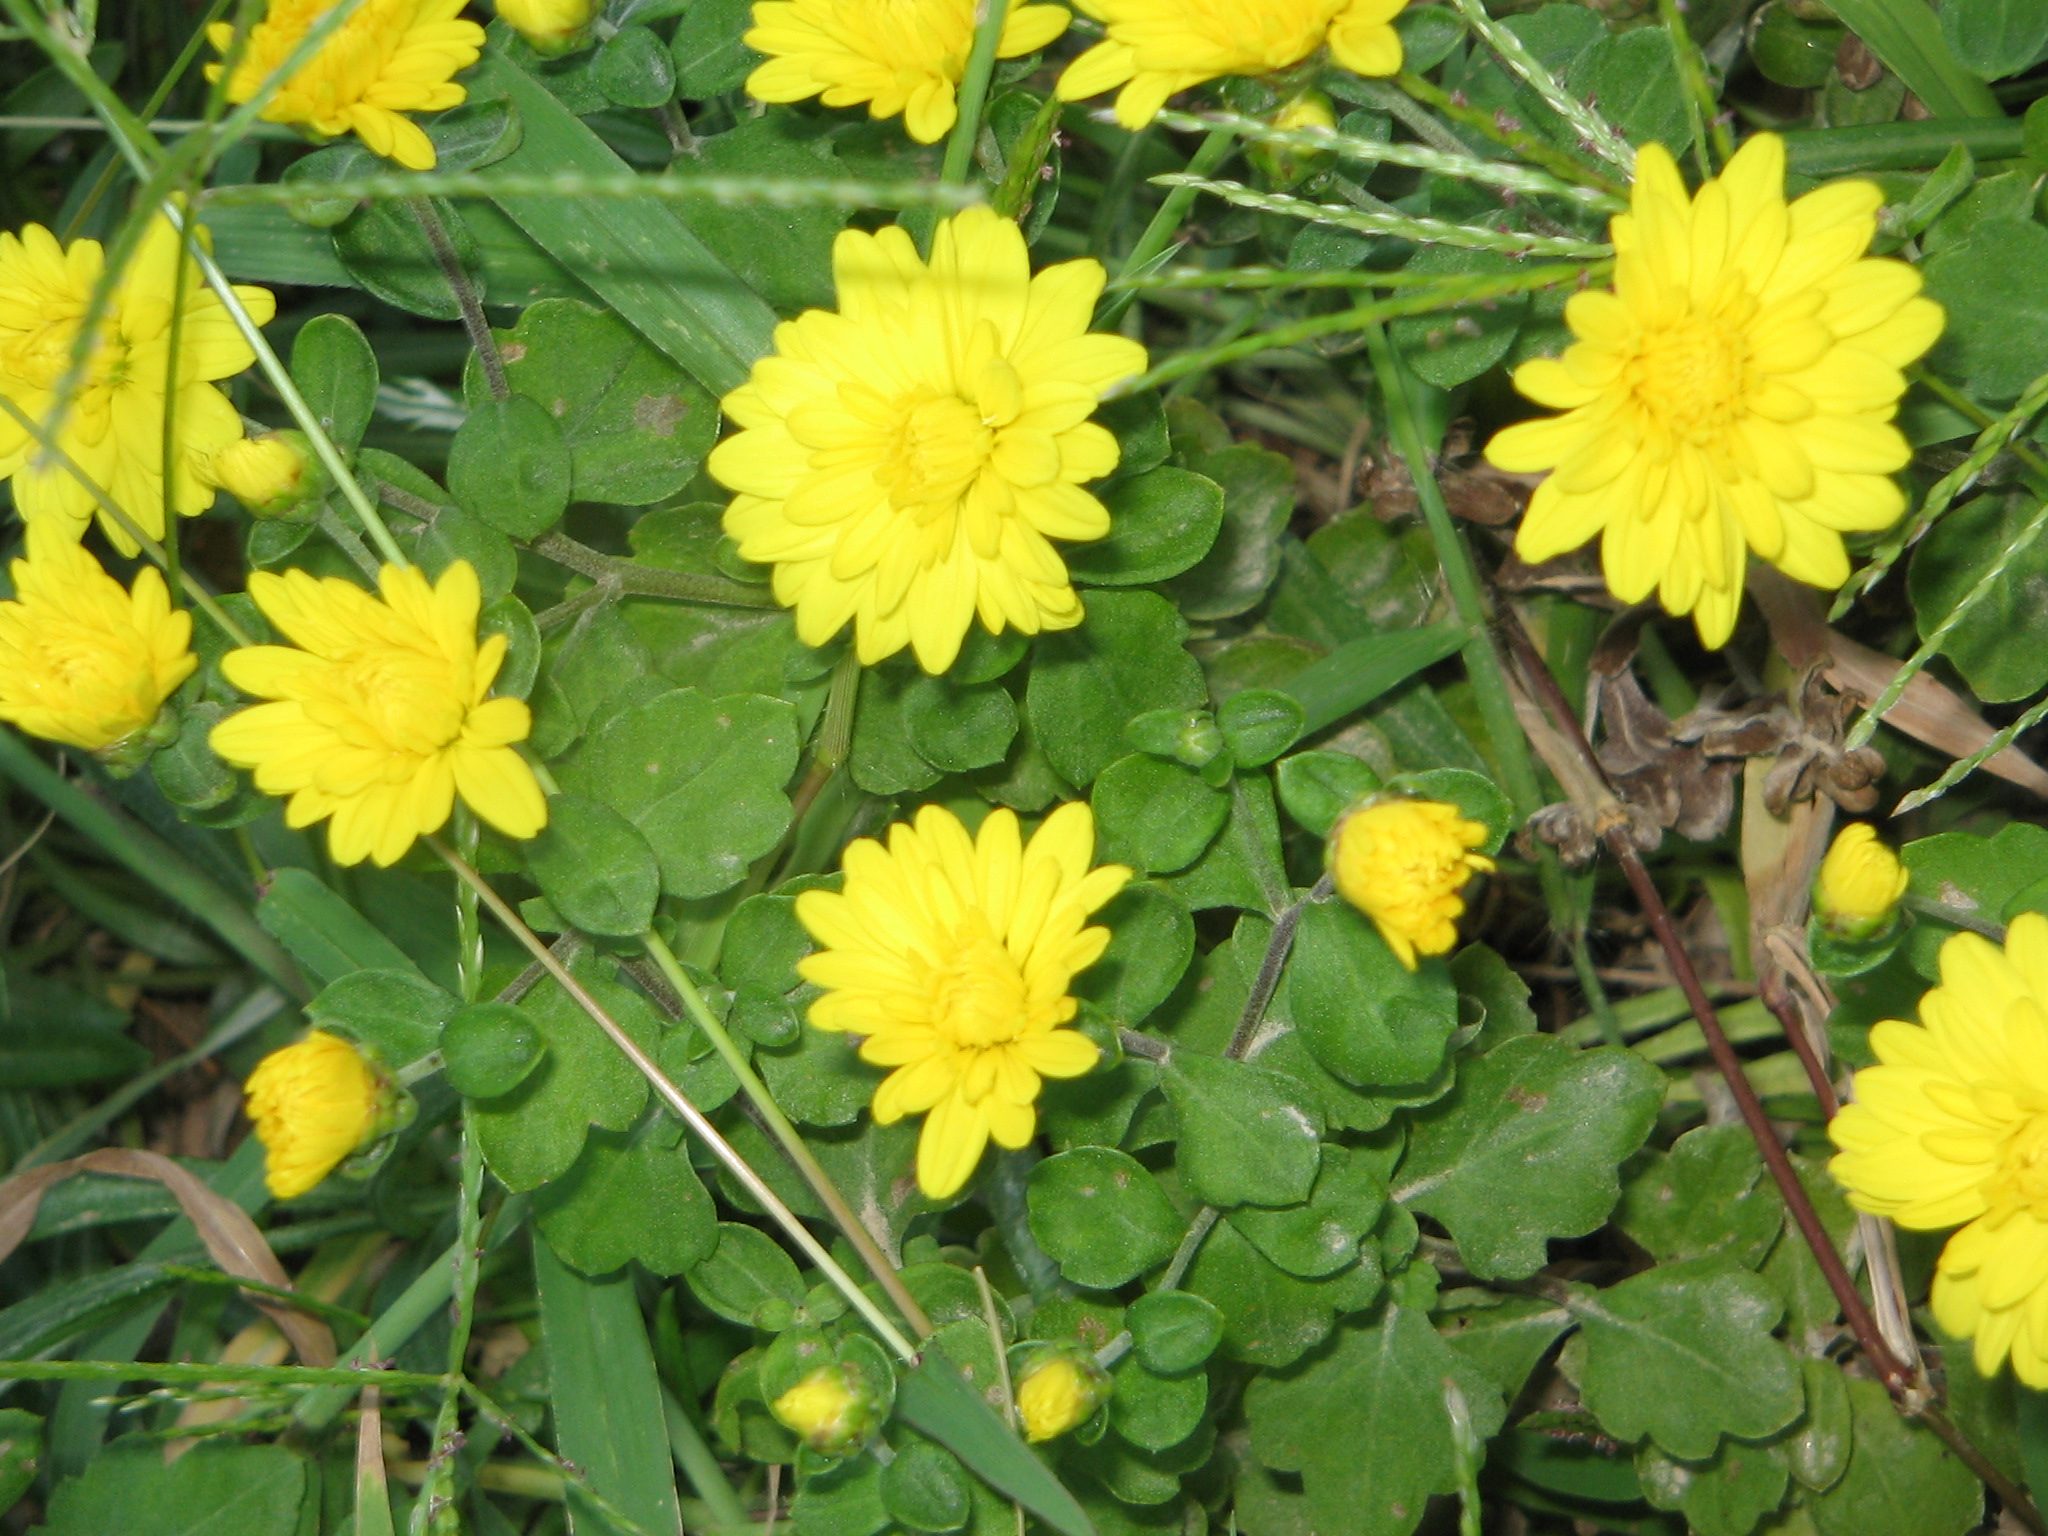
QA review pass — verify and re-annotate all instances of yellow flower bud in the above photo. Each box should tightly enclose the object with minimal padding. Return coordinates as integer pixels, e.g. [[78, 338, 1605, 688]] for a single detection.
[[1250, 91, 1337, 187], [244, 1031, 387, 1199], [210, 432, 322, 521], [0, 522, 196, 763], [496, 0, 600, 55], [1331, 797, 1495, 970], [1272, 92, 1336, 134], [770, 1366, 868, 1454], [1016, 1351, 1108, 1443], [1815, 822, 1907, 940]]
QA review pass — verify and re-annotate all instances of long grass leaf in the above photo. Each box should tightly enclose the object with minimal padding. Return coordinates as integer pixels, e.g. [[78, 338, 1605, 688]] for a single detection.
[[1283, 623, 1470, 734], [1827, 0, 2004, 119], [895, 1354, 1095, 1536]]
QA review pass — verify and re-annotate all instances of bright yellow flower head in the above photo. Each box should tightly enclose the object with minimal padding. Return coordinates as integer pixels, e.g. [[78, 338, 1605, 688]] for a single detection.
[[796, 802, 1130, 1198], [770, 1366, 872, 1453], [210, 431, 316, 518], [245, 1029, 386, 1199], [1016, 1350, 1107, 1442], [746, 0, 1072, 144], [709, 207, 1146, 674], [1829, 915, 2048, 1387], [207, 0, 486, 171], [1484, 133, 1944, 648], [496, 0, 600, 54], [209, 560, 548, 867], [1331, 797, 1493, 969], [1056, 0, 1408, 129], [0, 217, 274, 555], [1815, 821, 1907, 939], [0, 521, 196, 755]]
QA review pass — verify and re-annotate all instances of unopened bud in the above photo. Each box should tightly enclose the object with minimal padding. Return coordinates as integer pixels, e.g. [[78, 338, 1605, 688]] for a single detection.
[[496, 0, 600, 56], [1014, 1347, 1110, 1444], [211, 431, 325, 521], [769, 1365, 876, 1457], [1249, 92, 1337, 188], [1814, 822, 1907, 940]]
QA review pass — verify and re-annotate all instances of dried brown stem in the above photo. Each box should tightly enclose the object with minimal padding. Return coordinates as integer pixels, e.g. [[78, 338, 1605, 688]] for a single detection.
[[1760, 972, 1841, 1119]]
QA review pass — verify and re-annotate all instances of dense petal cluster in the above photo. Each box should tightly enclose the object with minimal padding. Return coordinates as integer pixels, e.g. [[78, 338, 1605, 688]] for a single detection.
[[245, 1030, 386, 1199], [0, 522, 195, 754], [208, 0, 485, 170], [1815, 821, 1907, 938], [1485, 134, 1944, 647], [709, 207, 1146, 673], [746, 0, 1071, 143], [0, 217, 273, 553], [210, 560, 547, 867], [796, 802, 1130, 1198], [1331, 797, 1493, 969], [1830, 915, 2048, 1386], [1056, 0, 1408, 128]]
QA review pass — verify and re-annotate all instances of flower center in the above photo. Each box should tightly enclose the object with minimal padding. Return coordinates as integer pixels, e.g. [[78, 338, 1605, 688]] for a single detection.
[[930, 916, 1029, 1050], [1989, 1110, 2048, 1218], [875, 388, 993, 514], [1630, 315, 1749, 446], [1, 311, 125, 397], [320, 650, 469, 760]]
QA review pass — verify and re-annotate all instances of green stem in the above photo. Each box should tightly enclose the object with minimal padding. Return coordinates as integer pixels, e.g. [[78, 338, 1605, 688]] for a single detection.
[[412, 1125, 486, 1534], [1656, 0, 1732, 173], [663, 1388, 751, 1532], [940, 0, 1007, 188], [1098, 127, 1236, 327]]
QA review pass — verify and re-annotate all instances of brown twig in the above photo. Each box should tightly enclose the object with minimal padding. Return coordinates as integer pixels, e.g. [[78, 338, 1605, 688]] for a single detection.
[[1760, 972, 1841, 1119]]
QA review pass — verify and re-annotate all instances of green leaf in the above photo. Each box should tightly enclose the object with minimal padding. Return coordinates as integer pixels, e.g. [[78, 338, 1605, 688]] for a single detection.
[[36, 1441, 308, 1536], [1161, 443, 1296, 621], [330, 195, 479, 319], [536, 1241, 688, 1536], [289, 313, 377, 454], [1389, 248, 1534, 387], [1092, 754, 1230, 875], [1751, 4, 1848, 87], [535, 1121, 719, 1276], [756, 1026, 871, 1128], [0, 1409, 39, 1513], [447, 394, 571, 540], [1901, 821, 2048, 972], [720, 892, 816, 996], [1108, 1354, 1207, 1453], [1027, 1147, 1182, 1289], [1127, 1291, 1224, 1376], [257, 867, 422, 986], [904, 675, 1019, 773], [1278, 625, 1465, 737], [1028, 591, 1206, 788], [1807, 1378, 1983, 1535], [1788, 1357, 1852, 1493], [1066, 467, 1224, 586], [1183, 1217, 1376, 1369], [852, 664, 944, 796], [893, 1355, 1097, 1536], [1275, 750, 1381, 838], [1227, 1144, 1386, 1280], [1160, 1051, 1323, 1208], [1392, 1034, 1662, 1279], [307, 968, 456, 1067], [687, 1221, 808, 1328], [1570, 1258, 1804, 1459], [880, 1441, 972, 1533], [1825, 0, 2004, 116], [1245, 1298, 1506, 1536], [1569, 28, 1692, 153], [671, 0, 760, 98], [1437, 1292, 1571, 1399], [1450, 945, 1537, 1053], [1924, 221, 2048, 397], [1616, 1123, 1784, 1268], [1217, 690, 1303, 768], [1938, 0, 2048, 81], [492, 298, 719, 505], [1908, 491, 2048, 702], [1074, 881, 1194, 1027], [595, 23, 676, 106], [559, 687, 799, 899], [1637, 1439, 1791, 1536], [441, 1001, 544, 1098], [662, 114, 851, 314], [1290, 900, 1458, 1088], [524, 792, 662, 938], [794, 1454, 890, 1536]]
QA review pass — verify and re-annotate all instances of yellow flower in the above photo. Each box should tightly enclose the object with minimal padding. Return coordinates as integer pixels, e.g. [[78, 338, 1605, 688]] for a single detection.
[[1330, 797, 1493, 969], [1056, 0, 1409, 129], [796, 802, 1130, 1198], [1815, 821, 1907, 939], [1016, 1350, 1107, 1441], [207, 0, 485, 171], [496, 0, 599, 54], [0, 217, 274, 555], [209, 560, 548, 867], [0, 521, 196, 756], [210, 431, 319, 519], [1272, 91, 1336, 133], [244, 1030, 386, 1199], [770, 1366, 871, 1453], [1829, 914, 2048, 1387], [1483, 133, 1944, 648], [708, 207, 1146, 674], [746, 0, 1072, 144]]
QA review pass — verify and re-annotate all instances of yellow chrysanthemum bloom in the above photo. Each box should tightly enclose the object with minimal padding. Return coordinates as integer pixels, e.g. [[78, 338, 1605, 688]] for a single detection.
[[1828, 914, 2048, 1387], [1016, 1350, 1107, 1442], [209, 560, 548, 867], [1330, 797, 1493, 969], [496, 0, 599, 55], [1484, 133, 1944, 648], [708, 207, 1146, 674], [1056, 0, 1408, 129], [796, 801, 1130, 1198], [746, 0, 1072, 144], [0, 217, 274, 554], [0, 522, 196, 756], [207, 0, 486, 171], [769, 1366, 873, 1454], [1815, 821, 1907, 940], [245, 1030, 387, 1199]]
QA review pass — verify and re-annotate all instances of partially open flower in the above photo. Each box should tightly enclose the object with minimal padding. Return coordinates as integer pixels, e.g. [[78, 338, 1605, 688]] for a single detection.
[[1330, 796, 1493, 969], [1814, 821, 1907, 940], [244, 1030, 388, 1199], [210, 431, 324, 522], [1015, 1348, 1110, 1442], [769, 1365, 875, 1456]]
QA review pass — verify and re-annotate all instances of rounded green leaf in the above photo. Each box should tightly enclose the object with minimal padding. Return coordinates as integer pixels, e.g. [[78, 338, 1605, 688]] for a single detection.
[[1028, 1147, 1182, 1289], [905, 675, 1019, 773], [1160, 1052, 1323, 1209], [448, 394, 571, 539], [1093, 753, 1230, 876], [880, 1441, 972, 1533], [290, 313, 377, 453], [1290, 898, 1458, 1088], [441, 1001, 545, 1098], [596, 24, 677, 107], [1275, 750, 1381, 838], [523, 792, 661, 937], [1749, 3, 1844, 88], [1127, 1291, 1224, 1375], [1067, 467, 1224, 586], [1216, 689, 1303, 768], [687, 1221, 808, 1328]]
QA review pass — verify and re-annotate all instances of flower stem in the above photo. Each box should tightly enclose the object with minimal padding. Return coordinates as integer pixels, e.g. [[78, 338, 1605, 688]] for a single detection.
[[941, 0, 1007, 188], [409, 196, 508, 402], [1098, 126, 1237, 327]]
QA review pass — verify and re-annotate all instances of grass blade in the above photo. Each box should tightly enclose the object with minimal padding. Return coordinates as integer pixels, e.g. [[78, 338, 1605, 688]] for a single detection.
[[895, 1354, 1095, 1536], [1281, 623, 1469, 734], [1827, 0, 2003, 119]]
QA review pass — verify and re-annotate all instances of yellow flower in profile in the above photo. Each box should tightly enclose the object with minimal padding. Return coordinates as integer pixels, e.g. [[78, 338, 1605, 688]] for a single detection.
[[796, 802, 1129, 1198], [0, 522, 196, 756], [709, 207, 1146, 674], [746, 0, 1072, 144], [770, 1366, 873, 1454], [245, 1030, 386, 1199], [1331, 797, 1493, 969], [1016, 1350, 1107, 1441], [0, 217, 274, 554], [207, 0, 485, 171], [210, 431, 319, 519], [1829, 915, 2048, 1387], [1057, 0, 1409, 129], [210, 560, 548, 867], [1815, 821, 1907, 939], [1484, 133, 1944, 648]]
